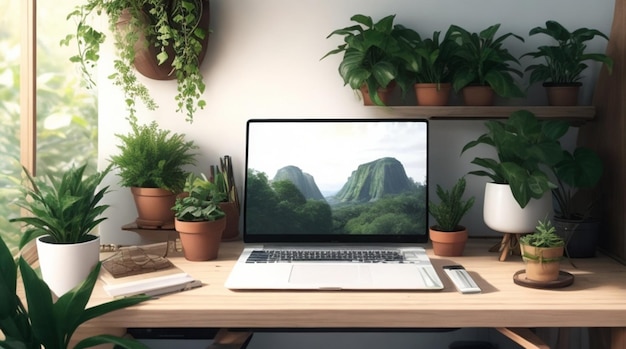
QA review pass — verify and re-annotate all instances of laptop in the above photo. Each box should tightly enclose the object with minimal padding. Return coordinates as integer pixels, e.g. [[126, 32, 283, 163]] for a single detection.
[[224, 118, 443, 291]]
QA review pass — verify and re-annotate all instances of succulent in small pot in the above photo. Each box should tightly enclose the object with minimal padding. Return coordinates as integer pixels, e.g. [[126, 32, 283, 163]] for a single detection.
[[519, 218, 565, 282]]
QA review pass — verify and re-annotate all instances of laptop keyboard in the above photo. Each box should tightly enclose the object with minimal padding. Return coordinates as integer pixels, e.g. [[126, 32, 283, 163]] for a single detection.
[[246, 249, 405, 263]]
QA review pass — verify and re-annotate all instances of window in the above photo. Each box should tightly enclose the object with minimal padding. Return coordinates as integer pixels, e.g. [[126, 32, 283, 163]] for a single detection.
[[0, 0, 98, 255]]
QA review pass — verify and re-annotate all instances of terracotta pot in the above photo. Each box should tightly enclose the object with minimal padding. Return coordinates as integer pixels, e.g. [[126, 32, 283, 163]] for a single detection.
[[520, 243, 563, 282], [36, 235, 100, 296], [359, 81, 396, 106], [219, 202, 240, 241], [462, 85, 495, 106], [175, 218, 226, 261], [117, 0, 211, 80], [131, 187, 177, 229], [414, 83, 451, 106], [483, 183, 552, 234], [543, 82, 581, 106], [429, 226, 468, 256]]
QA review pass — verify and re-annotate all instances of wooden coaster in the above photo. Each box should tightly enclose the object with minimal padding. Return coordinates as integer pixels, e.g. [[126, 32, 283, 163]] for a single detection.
[[513, 270, 574, 289]]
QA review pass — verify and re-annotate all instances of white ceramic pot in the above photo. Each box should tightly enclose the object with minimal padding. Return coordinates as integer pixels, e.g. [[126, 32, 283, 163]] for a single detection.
[[36, 235, 100, 296], [483, 182, 552, 234]]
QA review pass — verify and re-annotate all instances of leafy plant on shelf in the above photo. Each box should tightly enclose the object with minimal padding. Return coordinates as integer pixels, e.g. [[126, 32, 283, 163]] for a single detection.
[[522, 20, 613, 85], [321, 14, 419, 105], [61, 0, 209, 122], [172, 173, 226, 222], [0, 235, 150, 349], [428, 177, 475, 232], [409, 27, 457, 85], [447, 23, 525, 98]]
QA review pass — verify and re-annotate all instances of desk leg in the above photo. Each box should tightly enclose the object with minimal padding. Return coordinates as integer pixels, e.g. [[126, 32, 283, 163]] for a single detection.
[[207, 328, 253, 349], [496, 328, 549, 349]]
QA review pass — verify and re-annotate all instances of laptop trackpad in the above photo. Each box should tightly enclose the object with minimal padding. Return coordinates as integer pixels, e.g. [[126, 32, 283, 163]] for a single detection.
[[289, 264, 371, 287]]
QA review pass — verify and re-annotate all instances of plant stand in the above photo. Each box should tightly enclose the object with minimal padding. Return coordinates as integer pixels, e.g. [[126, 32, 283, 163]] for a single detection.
[[488, 233, 522, 261]]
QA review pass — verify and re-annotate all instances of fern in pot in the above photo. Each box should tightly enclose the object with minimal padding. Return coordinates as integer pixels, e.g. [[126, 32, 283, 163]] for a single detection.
[[62, 0, 210, 123], [428, 177, 475, 256], [9, 164, 112, 296], [109, 120, 198, 229]]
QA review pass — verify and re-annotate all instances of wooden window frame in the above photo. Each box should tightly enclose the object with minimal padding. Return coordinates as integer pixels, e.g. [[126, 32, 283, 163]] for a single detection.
[[20, 0, 36, 175]]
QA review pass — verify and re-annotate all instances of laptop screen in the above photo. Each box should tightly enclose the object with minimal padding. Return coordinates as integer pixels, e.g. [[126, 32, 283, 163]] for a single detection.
[[243, 118, 429, 243]]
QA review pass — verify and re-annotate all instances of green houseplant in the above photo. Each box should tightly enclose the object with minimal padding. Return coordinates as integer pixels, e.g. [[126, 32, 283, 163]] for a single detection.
[[428, 177, 475, 256], [448, 23, 525, 105], [110, 120, 198, 228], [9, 164, 112, 296], [461, 110, 567, 237], [519, 218, 565, 282], [172, 173, 226, 261], [0, 234, 150, 349], [61, 0, 210, 123], [321, 14, 419, 106], [549, 145, 603, 257], [409, 28, 456, 106], [522, 20, 613, 105]]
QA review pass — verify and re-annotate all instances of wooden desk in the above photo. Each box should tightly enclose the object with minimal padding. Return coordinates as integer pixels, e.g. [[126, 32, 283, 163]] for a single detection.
[[81, 239, 626, 348]]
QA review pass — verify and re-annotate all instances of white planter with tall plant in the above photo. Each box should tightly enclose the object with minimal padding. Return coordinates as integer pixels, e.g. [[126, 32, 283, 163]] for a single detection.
[[10, 164, 112, 296]]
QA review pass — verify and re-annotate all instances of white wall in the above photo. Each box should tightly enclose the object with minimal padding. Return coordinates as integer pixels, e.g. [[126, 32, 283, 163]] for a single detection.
[[98, 0, 614, 245], [96, 1, 613, 347]]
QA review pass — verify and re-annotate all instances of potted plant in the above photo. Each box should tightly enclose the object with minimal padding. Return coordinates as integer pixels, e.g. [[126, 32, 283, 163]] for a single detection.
[[211, 167, 240, 241], [0, 235, 150, 349], [409, 28, 456, 106], [549, 145, 603, 257], [321, 14, 419, 106], [109, 121, 198, 229], [9, 164, 112, 296], [448, 24, 525, 105], [172, 173, 226, 261], [522, 20, 613, 106], [519, 218, 565, 282], [461, 110, 568, 240], [428, 177, 475, 256], [61, 0, 210, 123]]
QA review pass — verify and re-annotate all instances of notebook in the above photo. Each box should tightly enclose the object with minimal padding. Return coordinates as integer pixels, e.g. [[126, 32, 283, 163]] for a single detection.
[[224, 118, 443, 290]]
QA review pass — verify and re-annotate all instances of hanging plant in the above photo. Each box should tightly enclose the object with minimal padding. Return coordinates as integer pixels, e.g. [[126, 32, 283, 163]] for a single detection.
[[62, 0, 210, 123]]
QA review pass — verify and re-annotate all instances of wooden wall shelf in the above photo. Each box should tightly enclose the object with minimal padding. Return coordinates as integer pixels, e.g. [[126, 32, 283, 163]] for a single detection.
[[372, 106, 595, 122]]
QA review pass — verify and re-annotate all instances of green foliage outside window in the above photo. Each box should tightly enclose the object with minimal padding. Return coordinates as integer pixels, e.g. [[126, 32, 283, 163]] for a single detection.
[[0, 0, 98, 256]]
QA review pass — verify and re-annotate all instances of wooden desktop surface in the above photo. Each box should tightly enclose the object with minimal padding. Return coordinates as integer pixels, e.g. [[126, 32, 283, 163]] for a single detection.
[[83, 239, 626, 332]]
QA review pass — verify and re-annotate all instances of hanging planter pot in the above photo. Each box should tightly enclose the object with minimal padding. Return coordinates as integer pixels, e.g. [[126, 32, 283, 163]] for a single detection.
[[36, 235, 101, 296], [122, 0, 212, 81]]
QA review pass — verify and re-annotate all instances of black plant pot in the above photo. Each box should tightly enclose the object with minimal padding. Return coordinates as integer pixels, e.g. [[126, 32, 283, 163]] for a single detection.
[[554, 217, 600, 258]]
